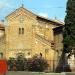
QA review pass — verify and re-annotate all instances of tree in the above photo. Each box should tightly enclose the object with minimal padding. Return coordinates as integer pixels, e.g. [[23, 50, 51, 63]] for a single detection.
[[64, 0, 75, 56]]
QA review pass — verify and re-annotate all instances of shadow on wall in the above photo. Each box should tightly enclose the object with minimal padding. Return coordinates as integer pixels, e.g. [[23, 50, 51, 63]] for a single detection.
[[55, 51, 71, 72]]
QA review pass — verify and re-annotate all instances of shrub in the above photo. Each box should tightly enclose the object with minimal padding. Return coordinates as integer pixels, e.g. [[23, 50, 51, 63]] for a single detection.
[[8, 57, 16, 71], [8, 54, 49, 72], [8, 56, 27, 71], [16, 55, 27, 71], [27, 55, 48, 72]]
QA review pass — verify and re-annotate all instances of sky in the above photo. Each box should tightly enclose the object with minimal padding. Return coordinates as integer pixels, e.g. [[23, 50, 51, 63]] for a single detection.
[[0, 0, 67, 21]]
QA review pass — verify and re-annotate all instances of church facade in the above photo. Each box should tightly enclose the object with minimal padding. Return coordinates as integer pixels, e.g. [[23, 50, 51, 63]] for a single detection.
[[0, 6, 64, 71]]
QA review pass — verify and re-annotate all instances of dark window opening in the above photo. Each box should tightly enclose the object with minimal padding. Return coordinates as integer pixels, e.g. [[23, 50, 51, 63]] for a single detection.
[[28, 52, 30, 55], [19, 28, 21, 34], [0, 52, 3, 58], [40, 53, 42, 57], [22, 28, 24, 34], [19, 28, 24, 35]]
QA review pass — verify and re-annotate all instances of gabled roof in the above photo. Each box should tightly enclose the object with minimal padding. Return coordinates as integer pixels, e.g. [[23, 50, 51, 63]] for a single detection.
[[6, 6, 64, 26], [37, 15, 64, 26], [6, 6, 36, 19]]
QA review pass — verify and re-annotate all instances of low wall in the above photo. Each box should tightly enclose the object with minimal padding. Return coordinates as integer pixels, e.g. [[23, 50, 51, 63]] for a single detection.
[[6, 71, 75, 75], [65, 72, 75, 75]]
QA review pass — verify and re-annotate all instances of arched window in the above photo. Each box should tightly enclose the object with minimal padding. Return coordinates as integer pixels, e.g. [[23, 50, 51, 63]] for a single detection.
[[19, 28, 24, 34], [16, 53, 24, 58], [19, 28, 21, 34], [22, 28, 24, 34]]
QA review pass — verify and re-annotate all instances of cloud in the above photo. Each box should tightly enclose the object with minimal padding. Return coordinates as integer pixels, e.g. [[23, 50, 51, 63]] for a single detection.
[[0, 0, 12, 9], [0, 3, 9, 9], [38, 13, 49, 18]]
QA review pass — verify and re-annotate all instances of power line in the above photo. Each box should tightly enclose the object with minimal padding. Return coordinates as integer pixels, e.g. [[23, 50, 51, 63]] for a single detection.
[[29, 6, 65, 9]]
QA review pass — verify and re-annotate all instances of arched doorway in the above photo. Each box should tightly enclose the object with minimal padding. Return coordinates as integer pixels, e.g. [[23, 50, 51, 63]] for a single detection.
[[16, 53, 24, 58]]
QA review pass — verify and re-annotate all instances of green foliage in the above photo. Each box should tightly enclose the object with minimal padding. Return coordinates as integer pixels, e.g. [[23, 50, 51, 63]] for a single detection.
[[8, 56, 27, 71], [8, 57, 16, 71], [27, 55, 48, 72], [64, 0, 75, 53], [16, 55, 27, 71], [8, 55, 48, 72]]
